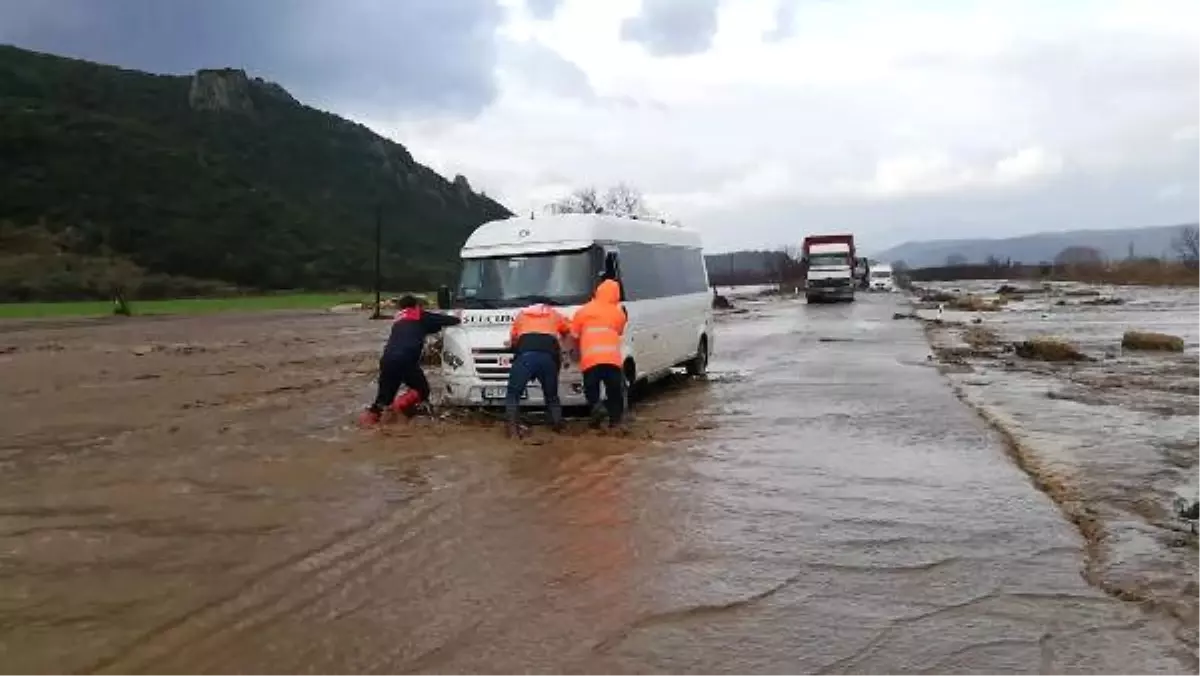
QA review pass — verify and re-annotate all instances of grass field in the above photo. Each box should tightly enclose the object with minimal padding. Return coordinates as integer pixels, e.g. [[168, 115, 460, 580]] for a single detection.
[[0, 292, 425, 319]]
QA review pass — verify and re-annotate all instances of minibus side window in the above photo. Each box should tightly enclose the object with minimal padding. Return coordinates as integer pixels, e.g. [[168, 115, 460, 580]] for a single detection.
[[601, 249, 627, 301]]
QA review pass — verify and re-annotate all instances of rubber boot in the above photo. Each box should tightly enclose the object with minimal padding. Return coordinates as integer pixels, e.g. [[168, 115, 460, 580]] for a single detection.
[[504, 404, 524, 439], [609, 417, 631, 436], [391, 390, 422, 418], [588, 404, 606, 430], [358, 408, 381, 427], [548, 404, 565, 433]]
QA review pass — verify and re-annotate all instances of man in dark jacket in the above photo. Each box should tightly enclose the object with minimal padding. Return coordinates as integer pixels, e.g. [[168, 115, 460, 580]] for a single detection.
[[360, 295, 461, 426]]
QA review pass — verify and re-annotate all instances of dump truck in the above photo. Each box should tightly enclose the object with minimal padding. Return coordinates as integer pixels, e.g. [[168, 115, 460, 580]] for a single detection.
[[802, 234, 856, 303]]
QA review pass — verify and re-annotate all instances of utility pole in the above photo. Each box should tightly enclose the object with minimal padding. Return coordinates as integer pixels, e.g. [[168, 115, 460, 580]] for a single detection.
[[371, 202, 383, 319]]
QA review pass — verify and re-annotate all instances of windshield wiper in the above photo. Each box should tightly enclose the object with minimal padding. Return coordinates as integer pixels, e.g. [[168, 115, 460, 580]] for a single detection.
[[506, 294, 560, 306]]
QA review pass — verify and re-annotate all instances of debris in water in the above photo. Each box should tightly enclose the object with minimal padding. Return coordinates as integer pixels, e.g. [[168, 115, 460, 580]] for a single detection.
[[1013, 336, 1090, 362], [962, 326, 1000, 350], [917, 289, 957, 303], [948, 295, 1006, 312], [1121, 330, 1185, 352]]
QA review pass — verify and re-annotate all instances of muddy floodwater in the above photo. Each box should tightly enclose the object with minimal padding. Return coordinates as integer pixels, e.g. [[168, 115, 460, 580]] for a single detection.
[[916, 280, 1199, 656], [1, 294, 1195, 673]]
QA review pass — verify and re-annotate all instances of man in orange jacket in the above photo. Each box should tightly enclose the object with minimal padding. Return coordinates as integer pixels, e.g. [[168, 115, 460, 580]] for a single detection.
[[505, 303, 571, 437], [571, 279, 628, 429]]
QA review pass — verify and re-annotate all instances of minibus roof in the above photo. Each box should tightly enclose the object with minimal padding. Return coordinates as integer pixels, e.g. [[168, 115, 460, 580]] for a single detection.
[[461, 213, 703, 258]]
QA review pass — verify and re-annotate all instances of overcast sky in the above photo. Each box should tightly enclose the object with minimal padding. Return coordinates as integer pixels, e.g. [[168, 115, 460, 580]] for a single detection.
[[1, 0, 1197, 253]]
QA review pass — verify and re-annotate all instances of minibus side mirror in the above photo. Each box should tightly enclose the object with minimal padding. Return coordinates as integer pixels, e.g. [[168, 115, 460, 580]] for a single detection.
[[436, 285, 451, 310]]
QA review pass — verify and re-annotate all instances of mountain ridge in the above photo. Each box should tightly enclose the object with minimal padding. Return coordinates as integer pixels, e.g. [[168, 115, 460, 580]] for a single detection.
[[870, 223, 1196, 267], [0, 44, 511, 301]]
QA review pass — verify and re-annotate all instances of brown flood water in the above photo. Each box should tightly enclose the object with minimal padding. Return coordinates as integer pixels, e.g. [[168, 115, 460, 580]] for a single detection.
[[918, 280, 1199, 658], [0, 295, 1193, 674]]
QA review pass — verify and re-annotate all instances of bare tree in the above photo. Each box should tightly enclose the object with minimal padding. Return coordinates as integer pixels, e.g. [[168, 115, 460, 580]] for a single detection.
[[547, 186, 602, 214], [602, 183, 648, 217], [547, 183, 658, 219], [1172, 225, 1199, 269]]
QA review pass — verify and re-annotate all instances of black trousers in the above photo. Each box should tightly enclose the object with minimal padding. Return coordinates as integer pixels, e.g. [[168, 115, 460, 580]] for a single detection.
[[583, 364, 624, 424], [506, 350, 561, 423], [371, 352, 428, 413]]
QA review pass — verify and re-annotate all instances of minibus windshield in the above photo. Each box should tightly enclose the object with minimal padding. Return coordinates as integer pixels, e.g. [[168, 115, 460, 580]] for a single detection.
[[455, 247, 599, 309]]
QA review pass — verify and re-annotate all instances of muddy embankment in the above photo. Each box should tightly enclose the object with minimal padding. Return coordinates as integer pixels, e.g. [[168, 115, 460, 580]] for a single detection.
[[900, 280, 1199, 651]]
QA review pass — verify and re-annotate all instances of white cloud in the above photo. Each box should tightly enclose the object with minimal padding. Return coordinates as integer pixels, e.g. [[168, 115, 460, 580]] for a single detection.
[[1172, 125, 1200, 143], [1156, 183, 1185, 202], [378, 0, 1199, 252]]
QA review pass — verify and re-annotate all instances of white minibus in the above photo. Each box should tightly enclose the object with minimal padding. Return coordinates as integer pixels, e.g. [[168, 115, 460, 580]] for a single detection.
[[434, 213, 714, 407]]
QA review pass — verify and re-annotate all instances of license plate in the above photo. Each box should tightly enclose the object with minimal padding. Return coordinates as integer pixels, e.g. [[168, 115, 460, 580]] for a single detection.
[[483, 386, 527, 400]]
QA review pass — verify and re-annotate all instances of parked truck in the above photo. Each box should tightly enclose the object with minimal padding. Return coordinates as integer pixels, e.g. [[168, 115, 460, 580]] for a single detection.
[[801, 234, 856, 303]]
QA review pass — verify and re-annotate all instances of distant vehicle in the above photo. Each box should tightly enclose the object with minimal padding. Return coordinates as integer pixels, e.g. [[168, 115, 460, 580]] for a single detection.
[[435, 213, 714, 408], [854, 256, 870, 289], [801, 234, 856, 303], [869, 262, 896, 292]]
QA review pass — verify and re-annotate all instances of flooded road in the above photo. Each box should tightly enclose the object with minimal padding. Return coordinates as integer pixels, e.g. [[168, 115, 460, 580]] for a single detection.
[[915, 280, 1199, 659], [0, 295, 1193, 673]]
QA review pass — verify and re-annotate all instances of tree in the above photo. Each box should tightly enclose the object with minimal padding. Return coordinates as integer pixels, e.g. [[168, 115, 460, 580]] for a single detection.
[[1172, 225, 1199, 269], [1054, 246, 1104, 266], [0, 45, 512, 300], [603, 183, 649, 217], [548, 183, 658, 219], [945, 254, 968, 266], [775, 245, 804, 282], [548, 187, 603, 214]]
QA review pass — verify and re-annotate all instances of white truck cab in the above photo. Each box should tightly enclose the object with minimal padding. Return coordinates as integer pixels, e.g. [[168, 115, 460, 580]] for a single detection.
[[435, 213, 714, 407], [803, 234, 857, 303], [869, 263, 896, 292]]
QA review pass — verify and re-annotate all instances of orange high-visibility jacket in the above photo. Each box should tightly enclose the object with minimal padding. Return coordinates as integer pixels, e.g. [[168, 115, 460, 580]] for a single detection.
[[510, 303, 570, 355], [571, 280, 627, 370]]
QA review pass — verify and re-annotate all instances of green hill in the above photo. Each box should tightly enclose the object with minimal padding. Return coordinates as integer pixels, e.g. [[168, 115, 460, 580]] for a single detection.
[[0, 45, 511, 302]]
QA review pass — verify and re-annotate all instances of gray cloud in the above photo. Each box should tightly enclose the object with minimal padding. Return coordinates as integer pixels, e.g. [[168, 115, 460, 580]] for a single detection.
[[0, 0, 504, 117], [763, 0, 798, 42], [690, 153, 1199, 255], [500, 39, 596, 100], [526, 0, 562, 21], [620, 0, 720, 57]]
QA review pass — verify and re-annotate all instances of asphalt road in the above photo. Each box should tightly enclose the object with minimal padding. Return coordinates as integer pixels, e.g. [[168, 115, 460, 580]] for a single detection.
[[0, 294, 1191, 673]]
